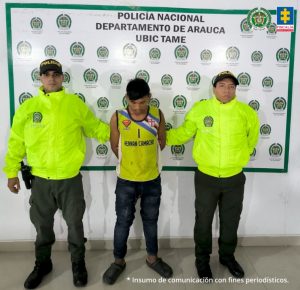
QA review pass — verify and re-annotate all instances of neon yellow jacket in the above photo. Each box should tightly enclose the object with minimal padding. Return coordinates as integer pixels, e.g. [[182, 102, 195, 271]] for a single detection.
[[4, 87, 110, 179], [167, 96, 259, 177]]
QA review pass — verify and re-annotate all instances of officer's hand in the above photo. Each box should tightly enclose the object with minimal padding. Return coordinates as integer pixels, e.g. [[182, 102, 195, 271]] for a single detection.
[[7, 177, 21, 194]]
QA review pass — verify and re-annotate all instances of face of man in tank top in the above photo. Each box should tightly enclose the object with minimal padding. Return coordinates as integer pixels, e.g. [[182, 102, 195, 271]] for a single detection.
[[126, 95, 151, 117]]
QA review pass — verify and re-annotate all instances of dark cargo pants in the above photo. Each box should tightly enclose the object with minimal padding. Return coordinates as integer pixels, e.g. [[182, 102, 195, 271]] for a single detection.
[[29, 173, 86, 263]]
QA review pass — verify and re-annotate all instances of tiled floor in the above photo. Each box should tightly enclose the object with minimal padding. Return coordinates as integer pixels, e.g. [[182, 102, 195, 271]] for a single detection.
[[1, 246, 300, 289]]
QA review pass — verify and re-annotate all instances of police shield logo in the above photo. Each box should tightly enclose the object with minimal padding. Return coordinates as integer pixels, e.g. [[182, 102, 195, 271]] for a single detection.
[[267, 23, 277, 35], [123, 43, 137, 59], [200, 49, 212, 62], [262, 76, 274, 89], [96, 144, 108, 157], [273, 97, 287, 111], [276, 48, 290, 63], [240, 18, 253, 33], [33, 112, 43, 123], [110, 73, 122, 85], [149, 98, 160, 108], [171, 145, 185, 158], [97, 97, 109, 110], [226, 46, 240, 62], [203, 116, 214, 127], [97, 46, 109, 59], [186, 71, 201, 86], [30, 17, 43, 30], [63, 72, 71, 84], [161, 74, 173, 87], [17, 41, 32, 57], [260, 124, 271, 136], [269, 143, 283, 158], [31, 68, 40, 83], [247, 7, 272, 30], [174, 45, 189, 60], [56, 14, 72, 29], [70, 42, 85, 57], [19, 92, 33, 104], [44, 45, 57, 57], [237, 72, 251, 87], [251, 51, 263, 63], [75, 93, 85, 103], [149, 48, 161, 61], [173, 95, 187, 110], [135, 70, 150, 83], [83, 69, 98, 84], [248, 100, 260, 111]]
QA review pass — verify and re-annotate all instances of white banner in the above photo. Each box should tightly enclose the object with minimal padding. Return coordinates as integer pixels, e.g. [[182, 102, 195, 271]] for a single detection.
[[6, 4, 296, 172]]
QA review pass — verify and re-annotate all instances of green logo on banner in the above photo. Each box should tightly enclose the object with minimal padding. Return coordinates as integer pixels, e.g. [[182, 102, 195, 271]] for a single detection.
[[97, 97, 109, 110], [276, 48, 290, 63], [31, 68, 40, 83], [262, 76, 273, 88], [260, 124, 271, 136], [200, 49, 212, 62], [237, 72, 251, 87], [186, 71, 201, 86], [226, 46, 240, 61], [161, 74, 173, 87], [123, 43, 137, 59], [96, 144, 108, 156], [247, 7, 271, 30], [83, 69, 98, 84], [173, 95, 187, 110], [150, 98, 160, 108], [269, 143, 283, 157], [110, 73, 122, 85], [97, 46, 109, 59], [30, 17, 43, 30], [44, 45, 57, 57], [240, 18, 253, 33], [70, 42, 85, 57], [63, 72, 71, 84], [149, 48, 161, 61], [171, 145, 185, 157], [273, 97, 286, 111], [17, 41, 32, 57], [251, 51, 263, 63], [19, 92, 33, 104], [267, 23, 277, 35], [56, 14, 72, 29], [174, 45, 189, 60], [135, 70, 150, 83], [248, 100, 260, 111]]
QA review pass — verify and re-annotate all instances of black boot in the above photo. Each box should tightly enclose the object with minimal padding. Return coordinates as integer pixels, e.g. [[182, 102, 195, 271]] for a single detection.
[[24, 260, 53, 289], [72, 260, 88, 287]]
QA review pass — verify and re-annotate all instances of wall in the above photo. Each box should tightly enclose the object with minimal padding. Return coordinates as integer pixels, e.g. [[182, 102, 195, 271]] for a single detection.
[[0, 0, 299, 245]]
